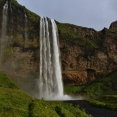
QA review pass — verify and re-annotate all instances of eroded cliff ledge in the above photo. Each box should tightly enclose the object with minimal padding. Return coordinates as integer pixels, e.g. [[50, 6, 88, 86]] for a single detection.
[[0, 0, 117, 95]]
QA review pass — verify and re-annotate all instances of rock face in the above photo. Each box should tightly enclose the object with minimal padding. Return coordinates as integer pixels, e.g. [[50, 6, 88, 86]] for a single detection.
[[57, 23, 117, 85], [0, 0, 40, 97], [0, 0, 117, 96]]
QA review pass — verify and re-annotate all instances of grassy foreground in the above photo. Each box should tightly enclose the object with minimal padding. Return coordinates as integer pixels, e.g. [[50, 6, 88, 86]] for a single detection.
[[0, 71, 90, 117]]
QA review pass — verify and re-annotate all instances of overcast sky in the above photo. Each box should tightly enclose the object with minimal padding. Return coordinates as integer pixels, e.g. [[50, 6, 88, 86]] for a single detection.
[[17, 0, 117, 31]]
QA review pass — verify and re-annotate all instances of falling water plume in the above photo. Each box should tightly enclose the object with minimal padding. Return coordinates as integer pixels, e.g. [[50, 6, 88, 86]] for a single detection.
[[0, 1, 8, 67], [24, 11, 28, 47], [39, 17, 64, 100], [39, 17, 85, 100], [10, 3, 12, 14]]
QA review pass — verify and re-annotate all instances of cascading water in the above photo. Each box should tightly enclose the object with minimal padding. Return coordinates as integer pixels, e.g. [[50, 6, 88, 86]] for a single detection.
[[24, 12, 28, 47], [39, 17, 64, 100], [0, 1, 8, 66], [10, 3, 12, 14]]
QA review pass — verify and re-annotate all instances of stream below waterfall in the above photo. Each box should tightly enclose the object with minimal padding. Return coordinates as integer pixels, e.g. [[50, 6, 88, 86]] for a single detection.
[[64, 100, 117, 117]]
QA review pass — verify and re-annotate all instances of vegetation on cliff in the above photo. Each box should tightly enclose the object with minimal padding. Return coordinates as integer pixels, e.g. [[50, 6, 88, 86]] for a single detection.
[[57, 22, 98, 49], [65, 70, 117, 97], [64, 70, 117, 110], [0, 0, 40, 49], [89, 95, 117, 111], [57, 20, 117, 84]]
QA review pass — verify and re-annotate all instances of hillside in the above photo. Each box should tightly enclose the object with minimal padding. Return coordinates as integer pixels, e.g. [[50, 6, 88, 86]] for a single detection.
[[0, 0, 117, 115], [0, 0, 117, 98], [81, 69, 117, 98], [0, 71, 90, 117]]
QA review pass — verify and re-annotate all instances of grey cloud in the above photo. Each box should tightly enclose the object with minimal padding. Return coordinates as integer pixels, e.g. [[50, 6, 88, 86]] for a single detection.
[[17, 0, 117, 31]]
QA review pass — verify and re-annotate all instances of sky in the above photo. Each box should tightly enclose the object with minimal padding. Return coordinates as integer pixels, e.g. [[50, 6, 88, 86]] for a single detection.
[[17, 0, 117, 31]]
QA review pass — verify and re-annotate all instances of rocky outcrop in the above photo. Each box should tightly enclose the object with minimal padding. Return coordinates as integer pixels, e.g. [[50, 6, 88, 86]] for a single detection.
[[0, 0, 117, 95], [109, 21, 117, 30]]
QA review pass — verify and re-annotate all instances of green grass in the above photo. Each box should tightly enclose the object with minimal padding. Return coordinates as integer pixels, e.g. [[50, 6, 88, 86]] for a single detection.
[[29, 100, 90, 117], [57, 22, 98, 49], [64, 70, 117, 98], [0, 88, 31, 117], [1, 64, 117, 116], [64, 70, 117, 110], [0, 71, 31, 117], [64, 85, 85, 95], [82, 70, 117, 98], [89, 95, 117, 110], [0, 71, 17, 89], [0, 71, 91, 117]]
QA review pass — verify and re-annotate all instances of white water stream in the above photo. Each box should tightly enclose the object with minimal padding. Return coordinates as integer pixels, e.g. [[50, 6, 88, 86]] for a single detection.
[[24, 12, 28, 47], [39, 17, 64, 100], [0, 1, 8, 66]]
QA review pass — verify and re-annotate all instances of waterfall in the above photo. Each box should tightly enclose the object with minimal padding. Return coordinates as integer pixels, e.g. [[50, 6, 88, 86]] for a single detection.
[[10, 3, 12, 14], [39, 17, 63, 100], [24, 12, 28, 47], [0, 1, 8, 66]]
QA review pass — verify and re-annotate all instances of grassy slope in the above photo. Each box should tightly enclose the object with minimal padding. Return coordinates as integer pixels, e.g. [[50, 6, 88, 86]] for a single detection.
[[89, 95, 117, 110], [81, 70, 117, 98], [0, 71, 90, 117], [0, 71, 31, 117], [29, 100, 90, 117], [64, 70, 117, 110], [64, 70, 117, 97]]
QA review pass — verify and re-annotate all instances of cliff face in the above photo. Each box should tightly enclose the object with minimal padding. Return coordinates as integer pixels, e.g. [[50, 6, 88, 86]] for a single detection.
[[0, 0, 40, 96], [0, 0, 117, 95], [57, 23, 117, 85]]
